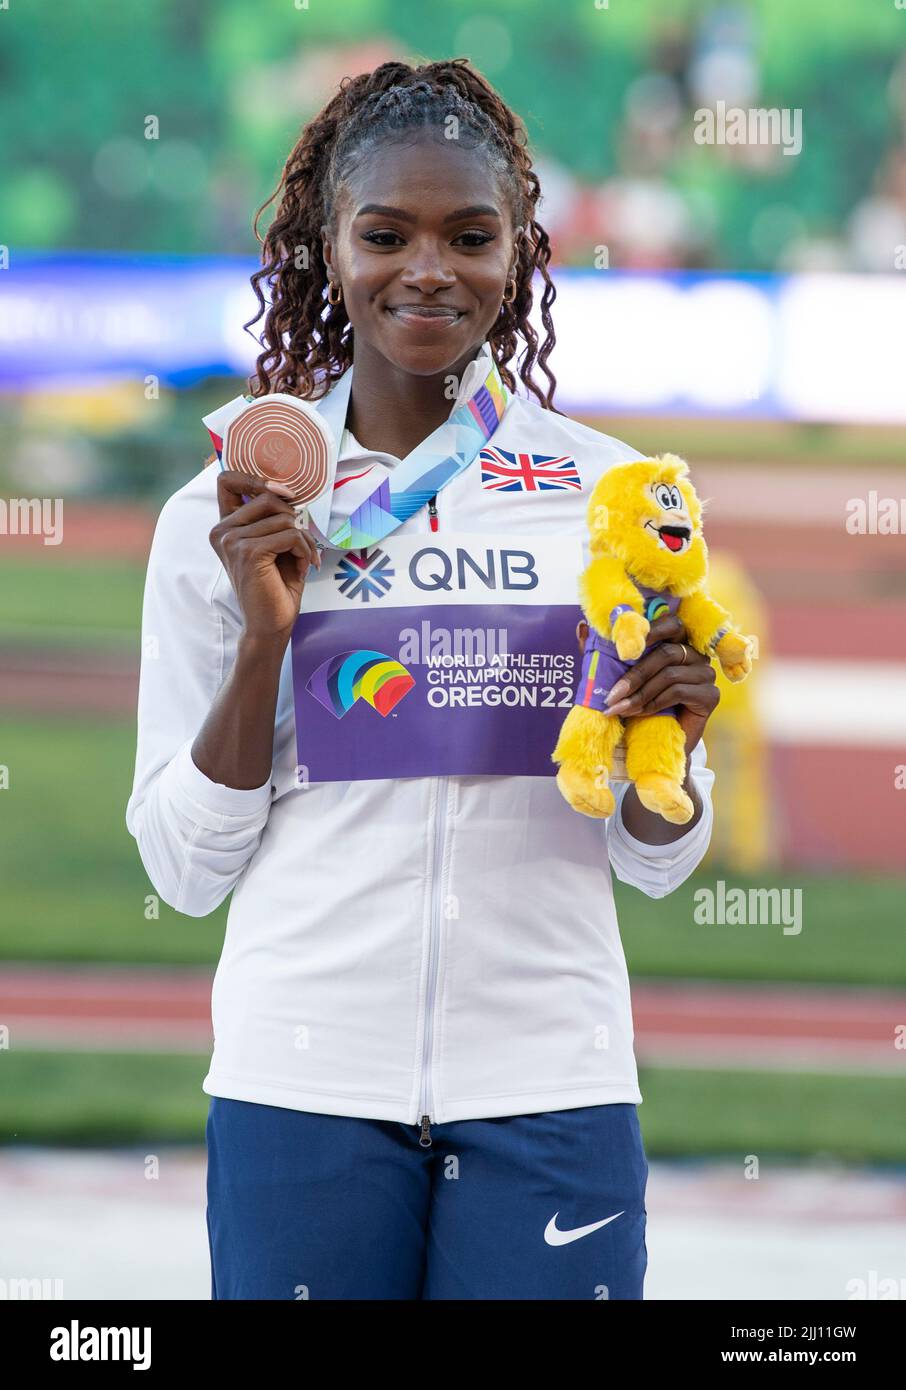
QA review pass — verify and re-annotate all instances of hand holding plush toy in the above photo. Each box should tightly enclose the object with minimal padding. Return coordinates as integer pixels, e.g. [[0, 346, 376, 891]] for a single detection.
[[552, 455, 754, 824]]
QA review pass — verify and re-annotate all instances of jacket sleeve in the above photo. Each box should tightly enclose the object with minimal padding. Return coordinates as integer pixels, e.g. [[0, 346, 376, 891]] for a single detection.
[[125, 477, 273, 918], [605, 739, 714, 899]]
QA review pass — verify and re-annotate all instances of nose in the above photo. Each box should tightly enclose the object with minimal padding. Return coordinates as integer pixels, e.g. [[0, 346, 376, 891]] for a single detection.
[[399, 238, 457, 294]]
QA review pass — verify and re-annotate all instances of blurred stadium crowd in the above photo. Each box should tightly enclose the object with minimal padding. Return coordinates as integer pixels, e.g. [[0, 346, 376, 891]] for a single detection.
[[0, 1, 904, 274]]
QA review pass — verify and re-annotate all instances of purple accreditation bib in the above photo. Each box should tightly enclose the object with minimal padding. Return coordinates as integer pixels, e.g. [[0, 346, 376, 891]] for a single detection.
[[290, 533, 587, 783]]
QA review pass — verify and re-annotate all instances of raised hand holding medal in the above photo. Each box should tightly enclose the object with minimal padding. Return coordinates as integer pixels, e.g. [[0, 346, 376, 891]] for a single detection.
[[203, 391, 338, 639], [221, 392, 335, 532]]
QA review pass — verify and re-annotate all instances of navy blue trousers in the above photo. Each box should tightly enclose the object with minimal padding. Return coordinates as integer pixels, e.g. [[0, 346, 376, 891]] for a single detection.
[[205, 1097, 648, 1300]]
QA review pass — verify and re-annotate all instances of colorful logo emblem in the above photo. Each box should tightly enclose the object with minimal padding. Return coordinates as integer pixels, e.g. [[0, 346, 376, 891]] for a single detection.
[[645, 596, 671, 622], [334, 547, 395, 602], [306, 650, 415, 720]]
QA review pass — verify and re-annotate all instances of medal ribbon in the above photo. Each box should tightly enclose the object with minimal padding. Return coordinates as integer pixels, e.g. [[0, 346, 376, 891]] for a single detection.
[[310, 354, 510, 551]]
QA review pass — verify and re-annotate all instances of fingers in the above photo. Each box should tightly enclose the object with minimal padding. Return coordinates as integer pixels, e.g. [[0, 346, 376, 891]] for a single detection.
[[606, 638, 699, 705], [218, 511, 321, 569], [635, 681, 721, 719], [211, 474, 321, 569], [261, 527, 319, 564], [610, 663, 719, 718], [242, 528, 319, 580], [645, 614, 684, 647], [219, 521, 320, 572], [216, 471, 295, 519]]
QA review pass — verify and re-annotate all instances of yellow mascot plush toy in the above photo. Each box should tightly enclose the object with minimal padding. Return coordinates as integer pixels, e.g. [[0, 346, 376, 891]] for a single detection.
[[552, 454, 754, 824]]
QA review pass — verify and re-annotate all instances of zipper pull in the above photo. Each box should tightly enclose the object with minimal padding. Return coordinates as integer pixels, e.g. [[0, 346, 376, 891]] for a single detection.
[[418, 1114, 433, 1148], [428, 495, 438, 533]]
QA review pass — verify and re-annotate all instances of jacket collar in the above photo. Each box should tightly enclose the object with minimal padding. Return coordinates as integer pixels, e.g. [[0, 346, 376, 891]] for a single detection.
[[307, 340, 499, 536]]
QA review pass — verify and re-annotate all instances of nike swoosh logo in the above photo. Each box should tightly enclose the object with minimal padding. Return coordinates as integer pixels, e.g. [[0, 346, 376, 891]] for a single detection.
[[544, 1211, 624, 1246]]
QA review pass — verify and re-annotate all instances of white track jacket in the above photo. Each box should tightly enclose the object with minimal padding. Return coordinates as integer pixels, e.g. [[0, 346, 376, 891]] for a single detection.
[[126, 351, 714, 1125]]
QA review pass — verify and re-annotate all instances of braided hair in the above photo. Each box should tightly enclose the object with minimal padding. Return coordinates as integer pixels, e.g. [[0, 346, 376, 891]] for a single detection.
[[246, 58, 559, 410]]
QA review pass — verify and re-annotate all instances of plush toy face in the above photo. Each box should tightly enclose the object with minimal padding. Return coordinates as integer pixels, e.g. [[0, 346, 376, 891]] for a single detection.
[[588, 455, 707, 592], [647, 478, 693, 554]]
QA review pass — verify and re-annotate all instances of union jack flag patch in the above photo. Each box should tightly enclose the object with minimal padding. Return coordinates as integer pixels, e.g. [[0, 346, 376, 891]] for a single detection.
[[479, 446, 582, 493]]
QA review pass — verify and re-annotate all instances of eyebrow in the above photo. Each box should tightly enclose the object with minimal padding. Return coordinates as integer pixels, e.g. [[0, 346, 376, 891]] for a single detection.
[[354, 203, 502, 223]]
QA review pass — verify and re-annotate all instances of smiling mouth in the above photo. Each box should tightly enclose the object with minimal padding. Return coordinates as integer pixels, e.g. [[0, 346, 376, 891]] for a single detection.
[[646, 520, 691, 552], [387, 306, 465, 326]]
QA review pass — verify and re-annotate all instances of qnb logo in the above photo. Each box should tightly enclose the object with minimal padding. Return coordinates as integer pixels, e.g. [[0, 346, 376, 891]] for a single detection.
[[307, 650, 415, 720], [409, 546, 538, 592], [334, 547, 395, 602], [49, 1321, 151, 1371]]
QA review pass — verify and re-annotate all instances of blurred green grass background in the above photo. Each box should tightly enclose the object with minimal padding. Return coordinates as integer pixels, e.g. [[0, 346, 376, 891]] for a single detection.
[[0, 559, 143, 647]]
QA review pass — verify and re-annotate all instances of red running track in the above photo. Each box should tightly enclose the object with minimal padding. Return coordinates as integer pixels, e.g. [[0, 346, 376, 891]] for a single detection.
[[1, 965, 903, 1074]]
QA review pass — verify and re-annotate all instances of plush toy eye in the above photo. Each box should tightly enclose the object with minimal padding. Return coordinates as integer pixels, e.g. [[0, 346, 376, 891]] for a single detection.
[[669, 485, 682, 510], [654, 483, 674, 510]]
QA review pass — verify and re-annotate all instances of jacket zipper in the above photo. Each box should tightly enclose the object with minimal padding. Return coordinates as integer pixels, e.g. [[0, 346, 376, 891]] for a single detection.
[[418, 492, 442, 1147], [418, 776, 447, 1146]]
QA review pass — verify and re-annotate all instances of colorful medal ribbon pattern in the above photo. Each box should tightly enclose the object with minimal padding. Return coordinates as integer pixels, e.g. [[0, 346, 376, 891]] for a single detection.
[[318, 357, 510, 551]]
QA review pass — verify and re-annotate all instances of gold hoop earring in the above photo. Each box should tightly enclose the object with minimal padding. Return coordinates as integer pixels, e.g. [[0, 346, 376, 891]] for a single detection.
[[502, 279, 517, 304], [327, 280, 343, 306]]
